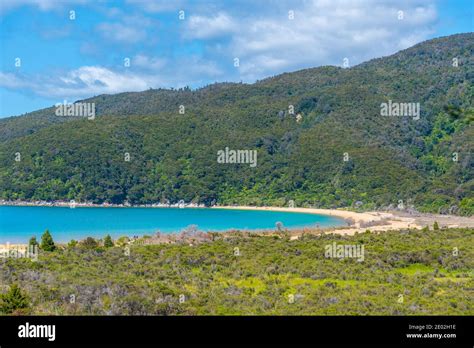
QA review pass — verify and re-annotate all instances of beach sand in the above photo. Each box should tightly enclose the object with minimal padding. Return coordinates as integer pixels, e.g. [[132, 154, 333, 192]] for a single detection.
[[212, 205, 381, 222], [212, 206, 474, 236]]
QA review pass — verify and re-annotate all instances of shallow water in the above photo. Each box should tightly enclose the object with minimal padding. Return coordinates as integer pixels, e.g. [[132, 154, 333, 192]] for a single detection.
[[0, 206, 345, 243]]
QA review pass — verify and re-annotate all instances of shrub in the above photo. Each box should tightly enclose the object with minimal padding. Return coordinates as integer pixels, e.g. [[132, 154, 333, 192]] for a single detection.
[[0, 284, 30, 314], [81, 237, 99, 249], [68, 240, 78, 248]]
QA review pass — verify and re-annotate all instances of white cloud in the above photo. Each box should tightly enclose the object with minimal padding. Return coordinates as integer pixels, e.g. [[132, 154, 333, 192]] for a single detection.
[[0, 67, 160, 99], [126, 0, 184, 13], [185, 12, 237, 39], [183, 0, 437, 81], [97, 22, 147, 44], [0, 57, 224, 100], [95, 13, 156, 44], [133, 55, 167, 70], [57, 66, 153, 94], [0, 0, 89, 14], [0, 72, 34, 89], [0, 0, 440, 103]]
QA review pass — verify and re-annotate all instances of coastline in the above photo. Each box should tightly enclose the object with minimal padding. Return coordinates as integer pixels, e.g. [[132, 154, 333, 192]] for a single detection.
[[211, 205, 423, 235], [212, 206, 474, 235], [2, 200, 473, 238], [0, 199, 205, 209], [1, 200, 399, 224], [211, 205, 383, 223]]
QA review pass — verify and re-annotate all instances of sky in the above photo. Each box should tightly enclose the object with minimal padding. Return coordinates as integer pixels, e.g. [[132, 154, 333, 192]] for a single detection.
[[0, 0, 472, 118]]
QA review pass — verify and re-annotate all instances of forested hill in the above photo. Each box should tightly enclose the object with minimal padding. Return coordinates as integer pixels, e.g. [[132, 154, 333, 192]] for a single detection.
[[0, 33, 472, 214]]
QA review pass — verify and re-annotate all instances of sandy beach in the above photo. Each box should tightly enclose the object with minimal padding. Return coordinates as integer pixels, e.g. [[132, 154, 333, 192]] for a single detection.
[[213, 205, 383, 222], [213, 206, 474, 236]]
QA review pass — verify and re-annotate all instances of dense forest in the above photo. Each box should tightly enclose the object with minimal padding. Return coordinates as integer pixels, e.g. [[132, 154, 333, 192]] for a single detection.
[[1, 227, 472, 315], [0, 33, 472, 214]]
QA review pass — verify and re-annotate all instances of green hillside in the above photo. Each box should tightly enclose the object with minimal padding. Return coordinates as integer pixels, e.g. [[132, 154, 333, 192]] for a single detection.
[[0, 33, 473, 214]]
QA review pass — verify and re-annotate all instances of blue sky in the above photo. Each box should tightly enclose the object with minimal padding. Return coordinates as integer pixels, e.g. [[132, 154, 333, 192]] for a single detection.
[[0, 0, 472, 118]]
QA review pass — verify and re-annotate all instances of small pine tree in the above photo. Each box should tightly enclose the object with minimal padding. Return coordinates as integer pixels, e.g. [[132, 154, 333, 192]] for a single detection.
[[40, 230, 56, 252], [28, 236, 38, 248], [0, 284, 30, 314], [104, 234, 114, 248], [433, 221, 440, 230]]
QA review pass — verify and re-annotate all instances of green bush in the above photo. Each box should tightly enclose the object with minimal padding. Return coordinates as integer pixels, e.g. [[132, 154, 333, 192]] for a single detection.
[[0, 284, 30, 314]]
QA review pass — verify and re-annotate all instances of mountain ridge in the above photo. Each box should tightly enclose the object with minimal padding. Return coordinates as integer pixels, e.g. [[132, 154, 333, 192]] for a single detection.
[[0, 33, 472, 215]]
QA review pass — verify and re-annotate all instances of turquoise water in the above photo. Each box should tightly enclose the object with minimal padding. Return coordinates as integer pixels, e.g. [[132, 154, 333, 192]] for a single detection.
[[0, 206, 345, 243]]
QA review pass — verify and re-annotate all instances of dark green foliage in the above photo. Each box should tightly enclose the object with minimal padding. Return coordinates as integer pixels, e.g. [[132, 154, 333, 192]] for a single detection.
[[40, 230, 56, 252], [0, 34, 472, 214], [81, 237, 99, 249], [0, 284, 30, 314], [104, 234, 114, 248], [28, 236, 38, 248]]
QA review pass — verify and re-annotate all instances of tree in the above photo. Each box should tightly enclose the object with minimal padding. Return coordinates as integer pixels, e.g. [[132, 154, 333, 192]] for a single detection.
[[28, 236, 38, 248], [40, 230, 56, 252], [0, 284, 30, 314], [104, 234, 114, 248], [81, 237, 99, 249], [68, 240, 78, 248]]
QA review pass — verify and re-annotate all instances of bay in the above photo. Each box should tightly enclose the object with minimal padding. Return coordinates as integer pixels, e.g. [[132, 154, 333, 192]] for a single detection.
[[0, 206, 345, 243]]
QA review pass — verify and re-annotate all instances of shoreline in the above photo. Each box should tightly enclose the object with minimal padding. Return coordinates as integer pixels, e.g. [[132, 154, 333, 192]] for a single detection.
[[212, 205, 423, 235], [211, 205, 383, 223], [212, 206, 474, 235], [2, 200, 473, 238], [0, 200, 205, 209], [0, 200, 400, 224], [0, 200, 380, 221]]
